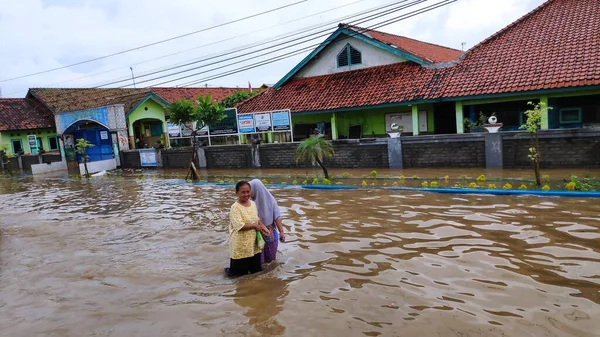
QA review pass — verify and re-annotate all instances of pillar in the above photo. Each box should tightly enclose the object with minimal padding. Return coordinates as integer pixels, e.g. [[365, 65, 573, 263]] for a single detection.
[[331, 112, 338, 140], [387, 137, 403, 169], [128, 118, 136, 149], [267, 132, 274, 143], [58, 136, 67, 163], [540, 96, 549, 130], [484, 133, 503, 169], [161, 120, 169, 148], [411, 105, 419, 136], [455, 101, 464, 134]]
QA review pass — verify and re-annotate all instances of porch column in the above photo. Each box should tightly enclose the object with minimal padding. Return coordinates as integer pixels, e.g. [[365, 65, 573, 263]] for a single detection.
[[411, 105, 419, 136], [455, 101, 464, 134], [331, 112, 338, 140], [58, 136, 66, 163], [128, 119, 136, 149], [540, 96, 549, 130], [161, 120, 169, 148]]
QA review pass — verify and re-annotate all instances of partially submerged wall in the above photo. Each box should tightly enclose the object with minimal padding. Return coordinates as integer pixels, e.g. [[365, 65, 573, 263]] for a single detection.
[[117, 130, 599, 170]]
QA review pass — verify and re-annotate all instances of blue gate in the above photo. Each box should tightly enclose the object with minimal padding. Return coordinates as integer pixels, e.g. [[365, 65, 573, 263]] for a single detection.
[[73, 128, 114, 163]]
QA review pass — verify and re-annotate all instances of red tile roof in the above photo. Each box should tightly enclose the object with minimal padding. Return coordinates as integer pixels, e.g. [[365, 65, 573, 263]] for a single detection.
[[240, 0, 600, 113], [341, 24, 463, 63], [433, 0, 600, 98], [28, 88, 153, 114], [237, 62, 434, 113], [152, 87, 242, 103], [27, 87, 249, 114], [0, 98, 55, 131]]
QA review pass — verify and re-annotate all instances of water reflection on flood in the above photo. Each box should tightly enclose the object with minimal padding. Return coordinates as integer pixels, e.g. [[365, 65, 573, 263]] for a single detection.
[[0, 177, 599, 336]]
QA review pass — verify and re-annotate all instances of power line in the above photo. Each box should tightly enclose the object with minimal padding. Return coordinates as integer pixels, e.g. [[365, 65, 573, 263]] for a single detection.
[[0, 0, 308, 83], [35, 0, 456, 105], [180, 0, 457, 87], [33, 0, 425, 103], [141, 0, 440, 87], [97, 0, 420, 88], [37, 0, 368, 90]]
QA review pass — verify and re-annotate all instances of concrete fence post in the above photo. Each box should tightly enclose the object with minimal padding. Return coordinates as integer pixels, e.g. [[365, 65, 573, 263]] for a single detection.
[[387, 137, 403, 169], [252, 144, 261, 168], [197, 147, 207, 169], [485, 133, 503, 169]]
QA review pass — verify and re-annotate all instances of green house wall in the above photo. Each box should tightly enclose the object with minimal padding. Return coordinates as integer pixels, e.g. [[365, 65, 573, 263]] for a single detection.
[[291, 104, 435, 138], [0, 128, 58, 156]]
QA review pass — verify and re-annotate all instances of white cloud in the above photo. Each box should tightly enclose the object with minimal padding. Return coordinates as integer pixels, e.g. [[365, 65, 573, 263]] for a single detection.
[[0, 0, 546, 97]]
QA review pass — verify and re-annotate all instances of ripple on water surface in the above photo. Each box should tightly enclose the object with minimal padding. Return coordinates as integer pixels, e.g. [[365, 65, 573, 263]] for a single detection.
[[0, 177, 599, 336]]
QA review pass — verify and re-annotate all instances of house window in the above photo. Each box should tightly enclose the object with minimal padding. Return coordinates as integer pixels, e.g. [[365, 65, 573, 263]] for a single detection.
[[559, 107, 582, 124], [48, 136, 59, 151], [337, 44, 362, 67], [11, 139, 23, 154]]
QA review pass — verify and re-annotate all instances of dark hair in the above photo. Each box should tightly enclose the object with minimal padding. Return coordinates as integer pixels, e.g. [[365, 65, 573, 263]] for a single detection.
[[235, 180, 250, 192]]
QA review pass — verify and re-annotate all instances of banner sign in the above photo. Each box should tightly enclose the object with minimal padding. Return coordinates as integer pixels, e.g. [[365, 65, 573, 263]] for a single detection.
[[139, 149, 157, 167], [167, 123, 181, 137], [237, 114, 255, 134], [254, 112, 272, 132], [209, 108, 238, 135], [197, 125, 209, 136], [272, 110, 291, 131]]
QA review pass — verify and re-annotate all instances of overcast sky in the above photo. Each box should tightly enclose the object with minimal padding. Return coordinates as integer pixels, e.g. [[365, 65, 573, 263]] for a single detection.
[[0, 0, 546, 98]]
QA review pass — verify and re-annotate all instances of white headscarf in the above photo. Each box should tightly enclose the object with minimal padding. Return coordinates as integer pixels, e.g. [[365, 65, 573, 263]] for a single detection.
[[249, 179, 281, 226]]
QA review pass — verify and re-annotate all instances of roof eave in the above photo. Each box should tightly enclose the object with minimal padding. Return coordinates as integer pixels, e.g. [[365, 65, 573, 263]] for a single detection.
[[126, 93, 172, 117], [273, 28, 429, 89]]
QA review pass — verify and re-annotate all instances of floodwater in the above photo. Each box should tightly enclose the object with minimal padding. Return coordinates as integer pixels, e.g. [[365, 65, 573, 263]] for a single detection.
[[0, 176, 599, 336]]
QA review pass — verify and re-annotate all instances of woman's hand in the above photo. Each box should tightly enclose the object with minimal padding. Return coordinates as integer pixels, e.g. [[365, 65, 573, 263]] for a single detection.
[[255, 222, 270, 236], [279, 231, 286, 243]]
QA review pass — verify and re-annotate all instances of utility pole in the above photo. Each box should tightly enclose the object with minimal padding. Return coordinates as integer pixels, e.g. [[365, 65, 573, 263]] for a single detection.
[[130, 67, 137, 88]]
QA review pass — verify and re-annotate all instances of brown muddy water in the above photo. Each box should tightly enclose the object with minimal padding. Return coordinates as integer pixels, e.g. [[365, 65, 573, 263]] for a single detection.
[[0, 176, 599, 336]]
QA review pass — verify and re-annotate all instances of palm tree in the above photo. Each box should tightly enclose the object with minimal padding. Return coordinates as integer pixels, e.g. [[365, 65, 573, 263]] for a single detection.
[[295, 135, 334, 180]]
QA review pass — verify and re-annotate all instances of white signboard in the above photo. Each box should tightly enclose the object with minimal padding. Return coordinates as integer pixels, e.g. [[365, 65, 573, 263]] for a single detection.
[[237, 114, 255, 134], [254, 112, 272, 132], [271, 110, 291, 131], [167, 123, 181, 137], [385, 111, 427, 133], [100, 131, 109, 140], [139, 149, 157, 167]]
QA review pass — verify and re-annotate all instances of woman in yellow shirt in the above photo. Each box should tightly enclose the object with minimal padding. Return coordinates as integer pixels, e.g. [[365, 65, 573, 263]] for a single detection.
[[225, 181, 270, 277]]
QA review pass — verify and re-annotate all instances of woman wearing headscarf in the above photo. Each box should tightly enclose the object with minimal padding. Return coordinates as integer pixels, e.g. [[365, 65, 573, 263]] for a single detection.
[[249, 179, 286, 264]]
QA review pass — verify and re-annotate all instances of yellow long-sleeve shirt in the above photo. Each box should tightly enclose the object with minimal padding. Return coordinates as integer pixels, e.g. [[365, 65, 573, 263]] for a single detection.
[[229, 201, 261, 259]]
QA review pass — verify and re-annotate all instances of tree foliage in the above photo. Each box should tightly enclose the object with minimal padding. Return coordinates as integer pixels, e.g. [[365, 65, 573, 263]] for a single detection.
[[220, 90, 258, 109], [296, 135, 335, 179], [519, 101, 549, 187], [74, 138, 94, 158], [167, 94, 225, 181], [75, 138, 94, 177], [168, 94, 225, 132]]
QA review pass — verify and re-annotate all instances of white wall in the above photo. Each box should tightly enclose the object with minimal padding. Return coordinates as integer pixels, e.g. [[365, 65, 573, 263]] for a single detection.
[[31, 161, 68, 175], [79, 159, 116, 175], [295, 36, 406, 79]]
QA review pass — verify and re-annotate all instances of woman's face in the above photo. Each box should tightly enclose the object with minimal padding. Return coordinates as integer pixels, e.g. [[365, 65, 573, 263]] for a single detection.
[[237, 184, 251, 202]]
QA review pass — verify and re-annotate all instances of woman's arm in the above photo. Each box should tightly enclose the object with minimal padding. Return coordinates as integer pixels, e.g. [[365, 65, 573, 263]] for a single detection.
[[230, 205, 264, 233], [275, 217, 285, 242]]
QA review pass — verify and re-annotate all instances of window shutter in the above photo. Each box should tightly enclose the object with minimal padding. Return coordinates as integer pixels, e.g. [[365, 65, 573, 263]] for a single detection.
[[349, 45, 362, 65], [337, 47, 349, 67]]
